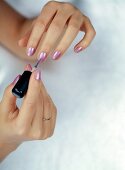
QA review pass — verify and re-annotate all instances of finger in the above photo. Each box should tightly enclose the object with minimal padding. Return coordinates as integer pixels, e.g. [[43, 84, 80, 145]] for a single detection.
[[24, 64, 32, 71], [48, 99, 57, 137], [30, 103, 44, 140], [18, 30, 31, 47], [26, 4, 58, 57], [37, 10, 72, 62], [49, 111, 57, 137], [74, 16, 96, 52], [1, 75, 20, 115], [17, 69, 41, 126], [51, 12, 83, 60], [38, 77, 49, 97], [8, 109, 19, 120], [42, 97, 52, 139]]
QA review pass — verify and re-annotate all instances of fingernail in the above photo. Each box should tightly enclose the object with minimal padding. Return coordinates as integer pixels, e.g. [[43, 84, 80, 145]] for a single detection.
[[12, 75, 21, 85], [27, 47, 35, 56], [74, 46, 83, 53], [38, 52, 47, 63], [34, 69, 41, 80], [52, 51, 61, 60], [24, 64, 32, 71]]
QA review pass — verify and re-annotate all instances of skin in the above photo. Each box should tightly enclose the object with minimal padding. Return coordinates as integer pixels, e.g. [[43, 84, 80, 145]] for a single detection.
[[0, 0, 96, 61], [0, 0, 96, 161], [0, 65, 57, 162]]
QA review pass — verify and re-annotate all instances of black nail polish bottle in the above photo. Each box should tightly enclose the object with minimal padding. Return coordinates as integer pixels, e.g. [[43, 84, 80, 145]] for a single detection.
[[12, 71, 32, 98], [12, 59, 41, 98]]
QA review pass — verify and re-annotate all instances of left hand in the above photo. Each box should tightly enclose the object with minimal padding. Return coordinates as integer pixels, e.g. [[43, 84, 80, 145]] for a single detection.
[[19, 1, 96, 61]]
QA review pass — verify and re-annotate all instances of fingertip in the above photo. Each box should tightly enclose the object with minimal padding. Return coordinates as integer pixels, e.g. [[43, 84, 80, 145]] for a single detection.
[[24, 64, 32, 71], [51, 51, 62, 60], [27, 47, 36, 57], [38, 52, 47, 63], [33, 68, 41, 81], [11, 75, 21, 86], [28, 68, 41, 89], [74, 46, 84, 53]]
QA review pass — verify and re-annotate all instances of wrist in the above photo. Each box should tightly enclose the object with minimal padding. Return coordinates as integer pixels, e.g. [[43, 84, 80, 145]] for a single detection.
[[0, 141, 20, 150], [0, 141, 21, 162]]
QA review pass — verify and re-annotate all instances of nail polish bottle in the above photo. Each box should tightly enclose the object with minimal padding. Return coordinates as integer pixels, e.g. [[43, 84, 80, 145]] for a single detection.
[[12, 58, 42, 98], [12, 70, 32, 98]]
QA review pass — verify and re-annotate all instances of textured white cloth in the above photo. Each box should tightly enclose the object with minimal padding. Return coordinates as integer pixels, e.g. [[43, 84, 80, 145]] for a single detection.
[[0, 0, 125, 170]]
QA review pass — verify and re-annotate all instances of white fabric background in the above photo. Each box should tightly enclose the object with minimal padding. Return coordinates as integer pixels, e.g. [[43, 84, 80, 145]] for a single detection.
[[0, 0, 125, 170]]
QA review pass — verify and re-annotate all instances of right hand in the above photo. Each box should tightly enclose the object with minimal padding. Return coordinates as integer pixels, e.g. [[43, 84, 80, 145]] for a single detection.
[[0, 64, 57, 146]]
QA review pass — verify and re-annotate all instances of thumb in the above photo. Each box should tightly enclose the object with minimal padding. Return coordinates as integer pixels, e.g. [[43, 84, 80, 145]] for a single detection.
[[1, 75, 21, 113]]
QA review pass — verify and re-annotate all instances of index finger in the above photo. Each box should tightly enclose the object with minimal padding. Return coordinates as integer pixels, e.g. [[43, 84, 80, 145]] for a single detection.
[[17, 69, 42, 127]]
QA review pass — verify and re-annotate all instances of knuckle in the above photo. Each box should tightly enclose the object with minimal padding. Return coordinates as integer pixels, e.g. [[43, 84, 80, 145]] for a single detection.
[[83, 41, 89, 48], [84, 16, 96, 37], [93, 29, 96, 36], [45, 1, 58, 7], [89, 27, 96, 37], [75, 10, 82, 17], [53, 105, 57, 115], [32, 131, 42, 140], [69, 21, 80, 29], [54, 111, 57, 119], [84, 16, 90, 22], [16, 125, 27, 137], [72, 11, 83, 24], [63, 2, 75, 10]]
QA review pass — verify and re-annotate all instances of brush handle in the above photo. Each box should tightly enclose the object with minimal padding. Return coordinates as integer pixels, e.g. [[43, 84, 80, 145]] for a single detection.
[[12, 71, 32, 98]]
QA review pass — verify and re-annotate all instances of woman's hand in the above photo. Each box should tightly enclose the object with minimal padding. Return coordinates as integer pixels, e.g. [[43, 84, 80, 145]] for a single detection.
[[19, 1, 96, 61], [0, 64, 57, 161]]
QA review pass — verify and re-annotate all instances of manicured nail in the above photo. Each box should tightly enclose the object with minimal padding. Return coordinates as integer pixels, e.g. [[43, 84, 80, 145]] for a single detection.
[[27, 47, 35, 56], [34, 69, 41, 80], [74, 46, 83, 53], [52, 51, 61, 60], [38, 52, 47, 63], [24, 64, 32, 71], [12, 75, 21, 85]]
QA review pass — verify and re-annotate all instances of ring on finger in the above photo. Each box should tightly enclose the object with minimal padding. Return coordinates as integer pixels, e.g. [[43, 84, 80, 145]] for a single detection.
[[43, 117, 51, 121]]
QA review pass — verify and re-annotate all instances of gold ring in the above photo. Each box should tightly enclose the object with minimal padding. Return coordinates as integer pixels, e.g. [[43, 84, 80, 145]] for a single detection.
[[43, 117, 51, 121]]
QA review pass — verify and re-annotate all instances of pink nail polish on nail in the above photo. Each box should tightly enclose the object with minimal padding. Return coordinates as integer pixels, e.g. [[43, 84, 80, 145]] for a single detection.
[[35, 69, 41, 80], [74, 46, 83, 53], [27, 47, 35, 56], [12, 75, 21, 85], [38, 52, 47, 63], [52, 51, 61, 60]]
